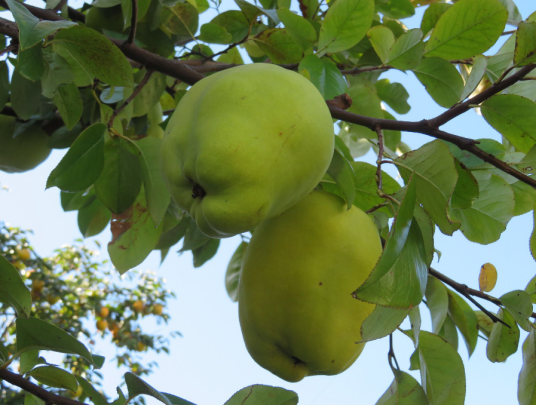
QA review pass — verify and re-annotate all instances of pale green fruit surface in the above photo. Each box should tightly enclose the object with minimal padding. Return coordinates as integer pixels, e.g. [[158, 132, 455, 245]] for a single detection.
[[161, 64, 335, 238], [238, 191, 382, 382], [0, 115, 51, 173]]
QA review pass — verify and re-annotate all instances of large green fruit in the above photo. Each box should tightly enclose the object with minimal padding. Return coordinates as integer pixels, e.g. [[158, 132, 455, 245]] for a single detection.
[[161, 64, 334, 238], [0, 115, 51, 173], [238, 191, 382, 382]]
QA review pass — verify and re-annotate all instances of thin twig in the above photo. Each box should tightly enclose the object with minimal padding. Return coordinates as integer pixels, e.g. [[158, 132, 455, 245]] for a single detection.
[[0, 368, 88, 405], [126, 0, 138, 45], [108, 69, 153, 128], [0, 43, 17, 56], [375, 125, 384, 192], [428, 267, 534, 328], [502, 29, 516, 36], [387, 334, 400, 370]]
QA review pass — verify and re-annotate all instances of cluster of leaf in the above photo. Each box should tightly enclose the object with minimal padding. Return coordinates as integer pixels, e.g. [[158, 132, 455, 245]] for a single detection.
[[0, 224, 177, 404]]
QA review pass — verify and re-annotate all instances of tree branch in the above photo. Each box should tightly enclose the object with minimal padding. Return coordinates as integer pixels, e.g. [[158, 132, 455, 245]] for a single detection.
[[429, 64, 536, 128], [329, 105, 536, 189], [0, 368, 88, 405], [429, 267, 536, 323], [126, 0, 138, 45]]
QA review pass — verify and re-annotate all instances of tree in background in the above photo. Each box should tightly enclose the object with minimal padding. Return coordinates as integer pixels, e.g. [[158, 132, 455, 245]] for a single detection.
[[1, 0, 536, 404]]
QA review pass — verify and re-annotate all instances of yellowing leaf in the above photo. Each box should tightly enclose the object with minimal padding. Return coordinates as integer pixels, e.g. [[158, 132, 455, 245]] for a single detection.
[[479, 262, 497, 292]]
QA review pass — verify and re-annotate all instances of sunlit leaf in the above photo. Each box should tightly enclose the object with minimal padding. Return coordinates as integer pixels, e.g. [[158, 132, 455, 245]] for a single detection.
[[0, 255, 32, 318]]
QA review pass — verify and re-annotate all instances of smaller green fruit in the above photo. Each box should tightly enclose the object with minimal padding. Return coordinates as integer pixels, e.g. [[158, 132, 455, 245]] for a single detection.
[[0, 116, 51, 173]]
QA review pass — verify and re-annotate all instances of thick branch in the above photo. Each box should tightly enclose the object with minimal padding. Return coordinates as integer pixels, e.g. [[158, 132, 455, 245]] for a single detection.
[[0, 368, 87, 405]]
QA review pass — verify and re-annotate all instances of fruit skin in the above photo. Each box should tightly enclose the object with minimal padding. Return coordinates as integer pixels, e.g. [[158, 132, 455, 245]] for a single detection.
[[238, 191, 382, 382], [161, 64, 334, 238], [0, 116, 51, 173], [17, 248, 31, 261], [152, 304, 163, 315], [46, 295, 60, 305], [99, 307, 110, 318], [96, 319, 108, 331], [132, 300, 144, 313]]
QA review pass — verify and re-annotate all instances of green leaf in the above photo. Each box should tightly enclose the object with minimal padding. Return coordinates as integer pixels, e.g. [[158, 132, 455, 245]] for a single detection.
[[460, 55, 487, 101], [326, 148, 356, 210], [519, 330, 536, 405], [376, 369, 428, 405], [277, 8, 317, 50], [439, 314, 459, 350], [500, 290, 533, 332], [405, 330, 466, 405], [318, 0, 375, 55], [20, 350, 39, 374], [95, 135, 143, 214], [451, 171, 514, 245], [161, 392, 197, 405], [108, 187, 163, 274], [235, 0, 280, 24], [210, 11, 249, 43], [413, 205, 434, 266], [225, 242, 248, 303], [224, 384, 298, 405], [156, 212, 189, 250], [497, 0, 522, 26], [420, 3, 451, 37], [395, 140, 460, 235], [515, 22, 536, 66], [375, 0, 415, 20], [41, 47, 74, 99], [132, 71, 167, 117], [77, 197, 111, 238], [298, 55, 346, 100], [368, 25, 395, 64], [451, 158, 479, 209], [16, 317, 93, 364], [425, 275, 449, 334], [180, 218, 211, 252], [511, 181, 536, 216], [53, 25, 133, 86], [46, 123, 106, 192], [28, 366, 78, 392], [387, 28, 424, 71], [447, 289, 478, 357], [217, 47, 244, 65], [125, 372, 172, 405], [360, 306, 410, 342], [18, 43, 45, 81], [486, 308, 520, 362], [161, 3, 199, 38], [476, 310, 494, 338], [53, 83, 83, 130], [10, 68, 42, 120], [24, 394, 44, 405], [413, 57, 464, 108], [347, 85, 385, 139], [199, 23, 232, 44], [192, 238, 220, 268], [355, 177, 428, 309], [136, 136, 170, 225], [6, 0, 75, 50], [61, 189, 95, 212], [0, 255, 31, 318], [254, 28, 303, 64], [48, 123, 83, 149], [76, 377, 108, 405], [351, 161, 401, 214], [481, 94, 536, 153], [375, 79, 410, 114], [424, 0, 508, 60]]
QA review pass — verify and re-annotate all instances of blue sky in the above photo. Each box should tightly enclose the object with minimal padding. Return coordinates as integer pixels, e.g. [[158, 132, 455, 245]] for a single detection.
[[1, 1, 536, 404]]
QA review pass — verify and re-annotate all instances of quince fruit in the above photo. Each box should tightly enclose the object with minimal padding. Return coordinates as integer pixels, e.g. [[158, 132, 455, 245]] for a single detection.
[[96, 319, 108, 331], [0, 116, 51, 173], [132, 300, 144, 313], [238, 191, 382, 382], [161, 64, 334, 238]]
